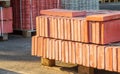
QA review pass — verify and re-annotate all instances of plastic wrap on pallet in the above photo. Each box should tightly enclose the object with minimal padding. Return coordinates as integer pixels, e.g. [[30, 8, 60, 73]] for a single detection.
[[11, 0, 59, 31], [61, 0, 99, 10], [0, 7, 13, 36]]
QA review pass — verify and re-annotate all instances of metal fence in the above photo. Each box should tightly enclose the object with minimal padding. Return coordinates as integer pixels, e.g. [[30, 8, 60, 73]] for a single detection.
[[60, 0, 99, 10]]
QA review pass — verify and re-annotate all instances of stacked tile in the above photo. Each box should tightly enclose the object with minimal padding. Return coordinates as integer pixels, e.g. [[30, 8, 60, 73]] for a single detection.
[[11, 0, 59, 31], [39, 9, 120, 44], [32, 9, 120, 72], [32, 36, 120, 72], [39, 9, 88, 42], [0, 7, 13, 36], [60, 0, 99, 10], [86, 12, 120, 44]]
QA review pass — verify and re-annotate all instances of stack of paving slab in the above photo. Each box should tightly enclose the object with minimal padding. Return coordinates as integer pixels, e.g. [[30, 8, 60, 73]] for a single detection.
[[32, 9, 120, 73], [0, 1, 13, 40], [10, 0, 59, 31]]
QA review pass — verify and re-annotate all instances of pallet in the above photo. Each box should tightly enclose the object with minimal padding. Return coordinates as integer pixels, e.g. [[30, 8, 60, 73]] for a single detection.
[[12, 30, 36, 38], [41, 57, 94, 74], [0, 33, 8, 41]]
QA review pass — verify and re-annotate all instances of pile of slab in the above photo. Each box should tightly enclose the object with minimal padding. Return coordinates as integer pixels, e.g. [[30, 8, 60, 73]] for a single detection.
[[32, 9, 120, 72]]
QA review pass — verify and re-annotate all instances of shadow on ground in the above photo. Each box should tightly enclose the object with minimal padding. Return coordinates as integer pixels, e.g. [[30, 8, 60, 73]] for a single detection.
[[0, 68, 19, 74], [0, 35, 39, 62]]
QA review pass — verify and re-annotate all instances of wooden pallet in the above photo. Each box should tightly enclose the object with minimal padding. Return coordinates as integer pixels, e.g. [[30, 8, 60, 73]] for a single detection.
[[41, 57, 94, 74], [12, 30, 36, 38], [0, 33, 8, 41]]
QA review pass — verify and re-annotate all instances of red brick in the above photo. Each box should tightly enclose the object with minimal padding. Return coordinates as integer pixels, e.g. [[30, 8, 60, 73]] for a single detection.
[[43, 38, 47, 58], [97, 46, 105, 69], [34, 36, 38, 56], [39, 16, 42, 36], [49, 17, 53, 38], [81, 20, 89, 43], [0, 7, 12, 20], [101, 20, 120, 44], [68, 41, 72, 63], [4, 7, 12, 20], [55, 40, 59, 60], [86, 12, 120, 21], [71, 42, 76, 64], [105, 47, 113, 71], [74, 19, 78, 41], [89, 44, 97, 68], [31, 36, 35, 56], [66, 18, 71, 40], [64, 18, 71, 40], [118, 47, 120, 72], [91, 22, 96, 43], [40, 9, 86, 17], [76, 42, 82, 65], [88, 21, 92, 43], [95, 22, 100, 44], [61, 41, 65, 62], [64, 18, 68, 40], [83, 44, 90, 67], [46, 38, 50, 58], [60, 18, 64, 39], [38, 37, 44, 57], [71, 18, 74, 41], [77, 19, 81, 42], [51, 39, 55, 59], [58, 40, 62, 61], [51, 17, 55, 38], [82, 44, 86, 66], [57, 17, 61, 39], [2, 21, 13, 33], [44, 16, 49, 37], [84, 20, 89, 42], [41, 16, 45, 37], [54, 18, 58, 38], [64, 41, 69, 63], [49, 39, 52, 59], [36, 17, 39, 36], [112, 47, 118, 72]]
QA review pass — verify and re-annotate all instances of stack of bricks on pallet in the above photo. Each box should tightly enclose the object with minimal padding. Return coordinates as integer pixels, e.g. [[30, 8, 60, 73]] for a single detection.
[[60, 0, 99, 10], [10, 0, 59, 31], [0, 7, 13, 36], [32, 9, 120, 72], [32, 36, 120, 72]]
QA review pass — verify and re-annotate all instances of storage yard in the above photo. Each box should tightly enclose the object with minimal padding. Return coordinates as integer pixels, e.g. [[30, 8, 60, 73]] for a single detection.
[[0, 0, 120, 74]]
